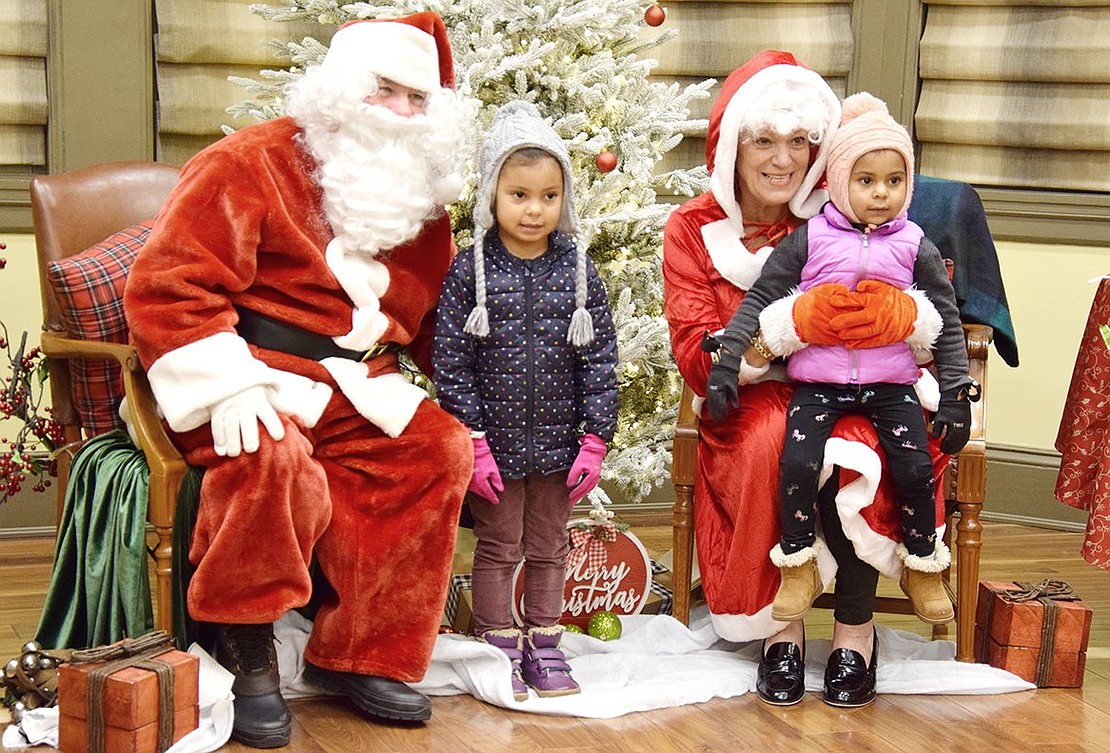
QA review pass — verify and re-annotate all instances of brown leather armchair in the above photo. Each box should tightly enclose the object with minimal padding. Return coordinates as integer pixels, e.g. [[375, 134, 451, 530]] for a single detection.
[[31, 161, 184, 633]]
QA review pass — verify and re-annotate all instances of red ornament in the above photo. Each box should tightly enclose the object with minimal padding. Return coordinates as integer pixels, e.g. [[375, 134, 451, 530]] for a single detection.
[[595, 150, 617, 173], [645, 4, 665, 27]]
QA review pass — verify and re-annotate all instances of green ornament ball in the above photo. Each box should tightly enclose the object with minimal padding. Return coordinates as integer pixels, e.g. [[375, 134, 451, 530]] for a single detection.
[[587, 610, 623, 641], [563, 624, 585, 634]]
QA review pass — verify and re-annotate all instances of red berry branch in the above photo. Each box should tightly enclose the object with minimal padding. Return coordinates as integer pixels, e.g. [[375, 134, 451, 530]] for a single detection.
[[0, 243, 64, 504]]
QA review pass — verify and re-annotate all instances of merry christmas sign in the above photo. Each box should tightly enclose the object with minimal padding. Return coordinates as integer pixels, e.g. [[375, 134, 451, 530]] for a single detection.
[[511, 509, 652, 630]]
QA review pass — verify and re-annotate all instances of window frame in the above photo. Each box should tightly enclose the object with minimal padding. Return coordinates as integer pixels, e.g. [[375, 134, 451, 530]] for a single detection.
[[0, 0, 156, 232]]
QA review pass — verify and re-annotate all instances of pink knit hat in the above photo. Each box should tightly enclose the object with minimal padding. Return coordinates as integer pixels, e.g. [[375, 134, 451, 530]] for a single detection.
[[825, 92, 915, 223]]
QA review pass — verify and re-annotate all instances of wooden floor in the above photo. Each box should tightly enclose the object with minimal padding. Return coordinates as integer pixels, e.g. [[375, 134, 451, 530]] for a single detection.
[[2, 519, 1109, 753]]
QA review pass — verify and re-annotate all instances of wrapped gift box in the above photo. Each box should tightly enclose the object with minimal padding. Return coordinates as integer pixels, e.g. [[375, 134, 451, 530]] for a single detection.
[[974, 580, 1092, 687], [57, 648, 199, 753]]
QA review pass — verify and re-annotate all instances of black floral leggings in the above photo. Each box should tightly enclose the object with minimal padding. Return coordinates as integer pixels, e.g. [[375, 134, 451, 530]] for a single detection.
[[779, 382, 937, 558]]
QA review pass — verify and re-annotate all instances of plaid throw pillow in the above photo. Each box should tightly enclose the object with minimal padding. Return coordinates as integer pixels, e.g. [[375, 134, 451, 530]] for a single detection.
[[46, 222, 153, 436]]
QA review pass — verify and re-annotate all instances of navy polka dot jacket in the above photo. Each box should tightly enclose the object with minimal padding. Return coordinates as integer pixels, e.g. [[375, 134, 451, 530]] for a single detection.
[[433, 231, 619, 478]]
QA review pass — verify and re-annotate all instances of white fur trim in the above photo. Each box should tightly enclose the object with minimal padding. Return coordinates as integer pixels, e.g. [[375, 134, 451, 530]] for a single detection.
[[691, 394, 706, 419], [709, 64, 840, 231], [701, 219, 771, 291], [819, 437, 902, 579], [759, 291, 807, 356], [914, 368, 940, 412], [323, 21, 440, 94], [117, 396, 142, 448], [897, 540, 952, 573], [905, 288, 943, 351], [320, 358, 425, 437], [708, 551, 835, 641], [325, 239, 393, 351], [709, 604, 778, 643], [738, 356, 771, 385], [145, 331, 336, 434], [267, 370, 333, 429], [769, 539, 822, 568], [147, 332, 278, 433]]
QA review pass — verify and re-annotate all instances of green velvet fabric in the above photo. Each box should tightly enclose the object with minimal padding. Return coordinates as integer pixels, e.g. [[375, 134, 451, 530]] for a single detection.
[[171, 466, 202, 648], [36, 430, 154, 649]]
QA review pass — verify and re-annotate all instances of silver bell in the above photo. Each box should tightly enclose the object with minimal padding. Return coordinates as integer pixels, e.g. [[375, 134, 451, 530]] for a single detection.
[[20, 652, 39, 673]]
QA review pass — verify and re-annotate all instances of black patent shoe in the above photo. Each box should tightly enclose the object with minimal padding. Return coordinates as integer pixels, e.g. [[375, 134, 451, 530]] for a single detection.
[[303, 660, 432, 723], [823, 630, 877, 708], [757, 640, 806, 706]]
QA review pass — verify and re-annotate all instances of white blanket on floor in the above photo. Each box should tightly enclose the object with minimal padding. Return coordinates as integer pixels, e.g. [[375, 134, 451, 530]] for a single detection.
[[0, 608, 1035, 751], [274, 608, 1034, 718]]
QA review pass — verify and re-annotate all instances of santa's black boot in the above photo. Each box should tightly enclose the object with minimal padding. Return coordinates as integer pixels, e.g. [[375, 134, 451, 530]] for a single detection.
[[214, 623, 293, 748]]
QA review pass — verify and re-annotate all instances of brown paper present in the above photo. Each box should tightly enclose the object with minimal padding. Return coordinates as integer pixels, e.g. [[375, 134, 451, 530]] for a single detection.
[[57, 642, 199, 753], [974, 579, 1092, 687]]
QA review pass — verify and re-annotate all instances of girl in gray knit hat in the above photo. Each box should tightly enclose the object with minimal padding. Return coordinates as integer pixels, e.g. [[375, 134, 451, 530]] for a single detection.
[[432, 100, 619, 701]]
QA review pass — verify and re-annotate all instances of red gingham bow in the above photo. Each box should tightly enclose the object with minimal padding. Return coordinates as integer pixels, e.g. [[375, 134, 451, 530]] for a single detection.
[[566, 522, 617, 575]]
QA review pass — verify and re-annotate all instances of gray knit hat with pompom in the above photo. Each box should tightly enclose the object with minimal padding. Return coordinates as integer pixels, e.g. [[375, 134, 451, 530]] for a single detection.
[[464, 100, 594, 346]]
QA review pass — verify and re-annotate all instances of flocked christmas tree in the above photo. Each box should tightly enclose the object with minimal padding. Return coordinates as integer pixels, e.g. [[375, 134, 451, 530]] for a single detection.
[[230, 0, 713, 502]]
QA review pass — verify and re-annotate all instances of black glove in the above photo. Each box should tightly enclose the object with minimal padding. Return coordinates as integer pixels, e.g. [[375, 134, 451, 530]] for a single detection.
[[931, 386, 972, 454], [706, 361, 741, 422]]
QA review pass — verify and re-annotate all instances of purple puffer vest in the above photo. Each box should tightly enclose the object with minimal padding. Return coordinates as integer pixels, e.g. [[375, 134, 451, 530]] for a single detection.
[[787, 203, 924, 387]]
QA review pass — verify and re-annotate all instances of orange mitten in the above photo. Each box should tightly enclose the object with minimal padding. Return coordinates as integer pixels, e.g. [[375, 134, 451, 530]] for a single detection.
[[831, 280, 917, 348], [792, 283, 859, 345]]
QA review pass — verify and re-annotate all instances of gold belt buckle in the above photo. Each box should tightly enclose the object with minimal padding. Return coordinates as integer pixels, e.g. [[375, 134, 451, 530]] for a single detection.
[[361, 342, 391, 362]]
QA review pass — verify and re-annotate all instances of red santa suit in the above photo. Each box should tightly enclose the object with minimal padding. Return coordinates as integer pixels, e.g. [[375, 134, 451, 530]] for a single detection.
[[124, 114, 471, 682], [662, 51, 949, 642]]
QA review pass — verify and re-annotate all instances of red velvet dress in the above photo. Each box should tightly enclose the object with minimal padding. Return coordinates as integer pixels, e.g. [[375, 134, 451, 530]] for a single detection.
[[663, 192, 948, 642], [124, 117, 471, 681]]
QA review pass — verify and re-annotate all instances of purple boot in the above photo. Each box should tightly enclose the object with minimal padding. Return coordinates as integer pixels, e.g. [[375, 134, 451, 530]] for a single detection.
[[478, 629, 528, 701], [521, 626, 580, 697]]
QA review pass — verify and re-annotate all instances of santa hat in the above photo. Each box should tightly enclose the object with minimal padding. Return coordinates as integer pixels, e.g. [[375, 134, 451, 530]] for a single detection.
[[464, 100, 594, 346], [826, 92, 915, 223], [321, 11, 455, 93], [707, 50, 841, 233]]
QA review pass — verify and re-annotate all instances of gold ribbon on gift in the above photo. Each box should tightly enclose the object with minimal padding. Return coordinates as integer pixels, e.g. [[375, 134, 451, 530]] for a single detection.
[[70, 630, 178, 753], [980, 579, 1081, 687]]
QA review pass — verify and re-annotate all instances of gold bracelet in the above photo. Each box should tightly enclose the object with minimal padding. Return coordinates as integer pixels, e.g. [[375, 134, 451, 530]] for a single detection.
[[751, 332, 775, 361]]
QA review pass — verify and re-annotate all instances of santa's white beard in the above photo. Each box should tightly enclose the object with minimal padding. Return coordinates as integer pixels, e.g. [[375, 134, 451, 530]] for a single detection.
[[304, 105, 449, 257]]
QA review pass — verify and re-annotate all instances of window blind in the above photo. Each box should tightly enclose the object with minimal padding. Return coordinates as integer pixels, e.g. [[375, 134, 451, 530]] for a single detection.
[[153, 0, 328, 166], [0, 0, 47, 167], [917, 1, 1110, 192]]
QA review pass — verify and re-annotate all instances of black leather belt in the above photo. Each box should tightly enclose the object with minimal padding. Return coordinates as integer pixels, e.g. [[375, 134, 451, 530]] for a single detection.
[[234, 306, 397, 362]]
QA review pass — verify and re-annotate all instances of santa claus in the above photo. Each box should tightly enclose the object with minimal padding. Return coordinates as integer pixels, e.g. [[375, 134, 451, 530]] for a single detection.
[[124, 12, 473, 748]]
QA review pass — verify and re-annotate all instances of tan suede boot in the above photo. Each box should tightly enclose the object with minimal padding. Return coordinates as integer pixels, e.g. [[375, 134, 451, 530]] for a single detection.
[[770, 542, 824, 622], [898, 541, 955, 625]]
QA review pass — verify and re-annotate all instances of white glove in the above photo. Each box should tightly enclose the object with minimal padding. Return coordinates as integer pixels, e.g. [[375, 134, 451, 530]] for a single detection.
[[210, 385, 285, 457]]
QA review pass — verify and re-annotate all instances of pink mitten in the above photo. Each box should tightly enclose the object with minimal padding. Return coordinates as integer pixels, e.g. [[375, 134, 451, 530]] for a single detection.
[[469, 436, 504, 504], [566, 434, 607, 507]]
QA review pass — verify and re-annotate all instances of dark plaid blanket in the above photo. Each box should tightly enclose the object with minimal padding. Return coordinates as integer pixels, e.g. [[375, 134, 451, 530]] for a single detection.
[[909, 175, 1019, 366]]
